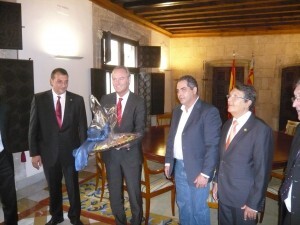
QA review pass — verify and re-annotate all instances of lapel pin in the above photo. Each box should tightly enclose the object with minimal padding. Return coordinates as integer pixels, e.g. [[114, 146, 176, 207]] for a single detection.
[[244, 128, 247, 132], [70, 98, 73, 101]]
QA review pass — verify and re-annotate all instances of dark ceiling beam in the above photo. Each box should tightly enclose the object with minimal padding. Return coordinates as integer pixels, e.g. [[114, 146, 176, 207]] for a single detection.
[[135, 0, 285, 15], [143, 4, 300, 20]]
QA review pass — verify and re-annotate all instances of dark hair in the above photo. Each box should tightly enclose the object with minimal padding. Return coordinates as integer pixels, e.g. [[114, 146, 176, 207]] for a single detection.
[[51, 68, 68, 79], [178, 75, 198, 94], [235, 82, 256, 111]]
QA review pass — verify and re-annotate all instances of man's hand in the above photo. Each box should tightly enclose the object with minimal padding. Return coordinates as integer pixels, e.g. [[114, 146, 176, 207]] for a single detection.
[[194, 174, 208, 188], [32, 155, 42, 170], [212, 182, 218, 201], [165, 165, 171, 178], [241, 205, 257, 221]]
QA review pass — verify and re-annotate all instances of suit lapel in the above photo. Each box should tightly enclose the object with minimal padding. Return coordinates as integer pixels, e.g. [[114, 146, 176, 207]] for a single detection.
[[225, 114, 256, 151], [62, 91, 72, 128], [183, 99, 201, 131]]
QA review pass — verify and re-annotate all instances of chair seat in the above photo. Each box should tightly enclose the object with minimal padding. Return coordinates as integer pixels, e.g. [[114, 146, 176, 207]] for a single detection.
[[141, 173, 174, 193]]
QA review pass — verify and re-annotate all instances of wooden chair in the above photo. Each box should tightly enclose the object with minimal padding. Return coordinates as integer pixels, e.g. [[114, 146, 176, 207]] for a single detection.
[[95, 152, 107, 202], [207, 182, 218, 209], [285, 120, 300, 136], [266, 169, 285, 201], [156, 112, 172, 126], [125, 156, 175, 225]]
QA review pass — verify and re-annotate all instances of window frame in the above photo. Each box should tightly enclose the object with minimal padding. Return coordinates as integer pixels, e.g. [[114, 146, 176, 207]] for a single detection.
[[101, 32, 139, 94]]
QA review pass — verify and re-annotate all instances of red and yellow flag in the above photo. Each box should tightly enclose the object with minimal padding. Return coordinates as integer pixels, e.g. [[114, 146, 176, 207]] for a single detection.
[[247, 57, 254, 85], [228, 58, 236, 118], [228, 58, 236, 92]]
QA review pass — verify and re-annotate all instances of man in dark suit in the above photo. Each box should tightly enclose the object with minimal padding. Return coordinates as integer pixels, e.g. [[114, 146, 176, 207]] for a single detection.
[[164, 75, 222, 225], [0, 86, 18, 225], [100, 66, 146, 225], [279, 80, 300, 225], [28, 68, 87, 225], [212, 83, 274, 225]]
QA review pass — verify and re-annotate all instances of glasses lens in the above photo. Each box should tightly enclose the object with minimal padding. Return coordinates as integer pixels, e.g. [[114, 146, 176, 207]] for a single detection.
[[292, 97, 296, 103]]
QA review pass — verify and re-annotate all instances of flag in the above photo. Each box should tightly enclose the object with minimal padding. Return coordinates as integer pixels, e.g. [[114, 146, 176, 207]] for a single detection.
[[247, 56, 255, 113], [228, 57, 236, 118], [228, 58, 236, 93], [247, 57, 254, 85]]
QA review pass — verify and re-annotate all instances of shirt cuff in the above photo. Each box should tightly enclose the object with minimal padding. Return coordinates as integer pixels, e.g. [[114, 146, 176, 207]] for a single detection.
[[201, 173, 209, 179]]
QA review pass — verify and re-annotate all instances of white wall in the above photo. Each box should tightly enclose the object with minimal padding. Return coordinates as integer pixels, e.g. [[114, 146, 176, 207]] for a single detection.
[[18, 0, 93, 122], [14, 0, 93, 185]]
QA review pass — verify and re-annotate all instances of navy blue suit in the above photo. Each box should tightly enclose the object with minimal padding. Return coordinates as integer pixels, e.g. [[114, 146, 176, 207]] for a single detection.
[[165, 99, 222, 184], [279, 125, 300, 225], [215, 114, 274, 224]]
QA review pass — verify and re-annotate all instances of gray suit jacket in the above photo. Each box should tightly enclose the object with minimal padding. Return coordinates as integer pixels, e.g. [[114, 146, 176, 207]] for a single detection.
[[165, 99, 222, 185], [100, 92, 146, 165], [215, 114, 274, 211]]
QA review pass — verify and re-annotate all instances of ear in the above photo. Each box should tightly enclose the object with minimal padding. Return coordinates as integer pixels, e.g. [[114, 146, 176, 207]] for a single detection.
[[193, 87, 197, 95], [246, 99, 252, 109], [50, 78, 53, 87]]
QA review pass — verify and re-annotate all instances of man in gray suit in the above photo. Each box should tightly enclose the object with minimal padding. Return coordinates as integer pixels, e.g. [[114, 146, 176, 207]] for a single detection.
[[100, 66, 146, 225], [164, 75, 222, 225], [279, 79, 300, 225], [212, 82, 274, 225], [28, 68, 87, 225]]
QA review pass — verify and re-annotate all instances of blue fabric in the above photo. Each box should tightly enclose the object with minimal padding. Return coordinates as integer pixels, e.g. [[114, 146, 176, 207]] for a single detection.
[[175, 159, 210, 225], [73, 124, 110, 171]]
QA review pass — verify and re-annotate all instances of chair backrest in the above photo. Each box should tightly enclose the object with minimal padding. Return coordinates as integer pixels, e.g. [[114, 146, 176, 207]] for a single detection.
[[156, 112, 172, 126], [285, 120, 300, 136]]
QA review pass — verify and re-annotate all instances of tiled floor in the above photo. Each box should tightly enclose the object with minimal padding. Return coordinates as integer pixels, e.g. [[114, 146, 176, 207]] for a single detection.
[[0, 155, 280, 225]]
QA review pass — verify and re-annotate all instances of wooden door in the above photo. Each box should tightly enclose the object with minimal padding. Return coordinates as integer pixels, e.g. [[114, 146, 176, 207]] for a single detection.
[[279, 66, 300, 131], [212, 67, 244, 124]]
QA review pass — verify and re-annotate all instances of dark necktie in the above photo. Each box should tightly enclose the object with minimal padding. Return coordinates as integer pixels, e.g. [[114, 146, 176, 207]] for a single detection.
[[117, 98, 123, 126], [56, 96, 62, 128], [280, 149, 300, 200], [225, 120, 238, 149]]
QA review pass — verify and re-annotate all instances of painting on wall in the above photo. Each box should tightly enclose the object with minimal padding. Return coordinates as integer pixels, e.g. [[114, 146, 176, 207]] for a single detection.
[[0, 59, 33, 153]]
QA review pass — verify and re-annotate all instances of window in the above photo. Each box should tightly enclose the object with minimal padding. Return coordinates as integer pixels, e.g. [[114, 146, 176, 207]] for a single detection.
[[102, 32, 139, 94]]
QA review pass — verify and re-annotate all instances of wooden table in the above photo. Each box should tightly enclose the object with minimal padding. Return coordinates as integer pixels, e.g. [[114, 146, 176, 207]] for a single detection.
[[142, 126, 293, 169]]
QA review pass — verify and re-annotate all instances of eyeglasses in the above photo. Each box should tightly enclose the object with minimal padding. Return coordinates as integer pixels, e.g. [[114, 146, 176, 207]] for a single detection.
[[291, 96, 300, 103], [226, 94, 249, 101]]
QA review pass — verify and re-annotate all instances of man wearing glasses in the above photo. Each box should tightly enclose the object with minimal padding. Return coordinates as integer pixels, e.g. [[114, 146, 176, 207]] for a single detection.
[[212, 82, 274, 225], [279, 80, 300, 225]]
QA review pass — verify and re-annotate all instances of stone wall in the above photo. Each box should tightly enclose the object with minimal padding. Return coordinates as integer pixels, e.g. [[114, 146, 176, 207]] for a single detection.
[[170, 34, 300, 130]]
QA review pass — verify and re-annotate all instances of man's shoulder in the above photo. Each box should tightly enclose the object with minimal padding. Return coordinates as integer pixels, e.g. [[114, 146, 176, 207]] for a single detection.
[[128, 92, 144, 102], [66, 91, 83, 99]]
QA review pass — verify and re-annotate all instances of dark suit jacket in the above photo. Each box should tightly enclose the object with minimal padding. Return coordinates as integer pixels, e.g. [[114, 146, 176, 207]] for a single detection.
[[0, 101, 14, 167], [100, 92, 146, 165], [279, 125, 300, 225], [28, 90, 87, 167], [165, 99, 222, 185], [215, 114, 274, 211]]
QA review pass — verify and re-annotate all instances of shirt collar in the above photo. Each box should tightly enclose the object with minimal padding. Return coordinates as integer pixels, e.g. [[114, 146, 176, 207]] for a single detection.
[[117, 91, 130, 102], [180, 97, 199, 113], [234, 111, 252, 125], [52, 89, 66, 99]]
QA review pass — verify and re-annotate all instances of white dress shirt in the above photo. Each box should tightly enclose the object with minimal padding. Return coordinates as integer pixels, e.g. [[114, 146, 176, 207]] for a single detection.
[[173, 98, 198, 160], [0, 131, 4, 152]]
